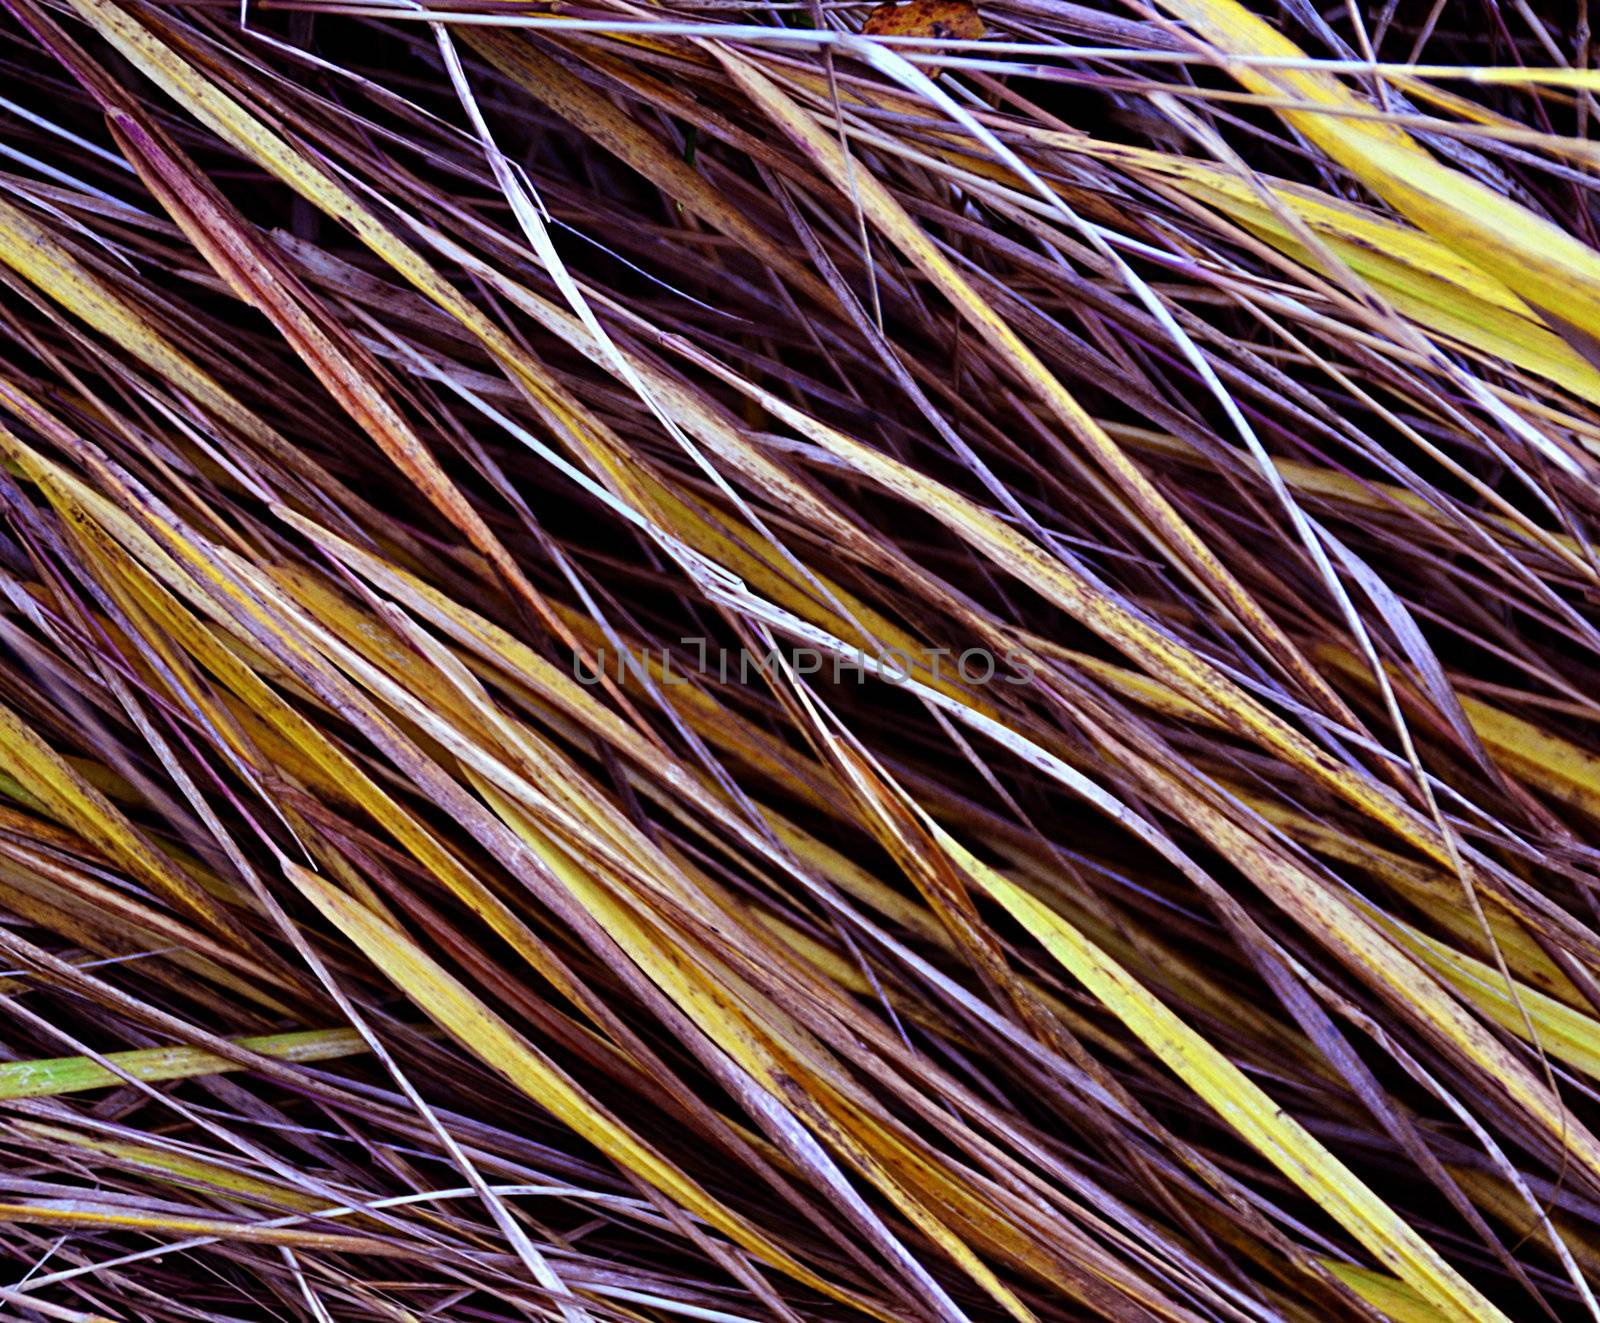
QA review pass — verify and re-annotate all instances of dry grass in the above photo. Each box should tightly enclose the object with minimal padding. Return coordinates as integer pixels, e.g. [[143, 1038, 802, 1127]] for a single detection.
[[1, 0, 1600, 1318]]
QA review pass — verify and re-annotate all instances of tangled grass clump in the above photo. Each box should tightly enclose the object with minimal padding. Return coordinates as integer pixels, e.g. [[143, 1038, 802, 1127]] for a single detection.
[[4, 0, 1600, 1318]]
